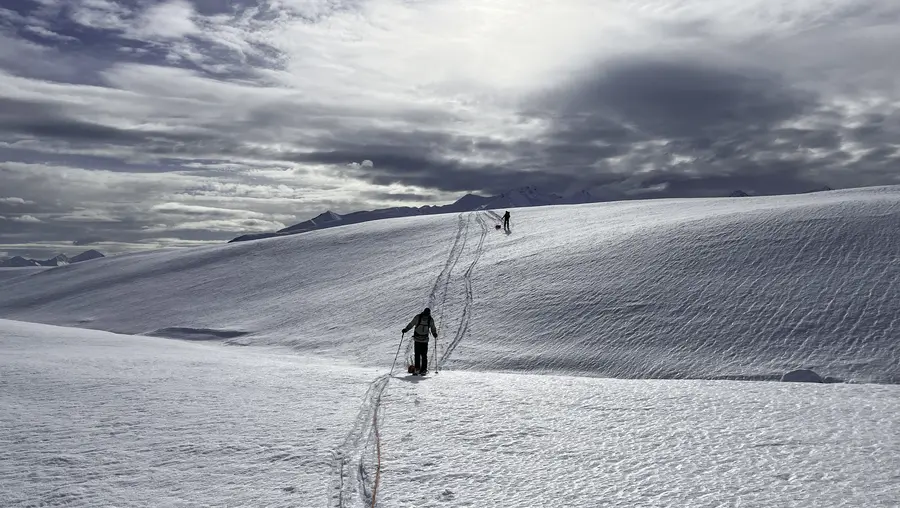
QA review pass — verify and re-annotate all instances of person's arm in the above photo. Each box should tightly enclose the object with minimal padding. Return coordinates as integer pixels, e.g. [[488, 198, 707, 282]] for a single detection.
[[402, 317, 416, 333], [430, 318, 438, 338]]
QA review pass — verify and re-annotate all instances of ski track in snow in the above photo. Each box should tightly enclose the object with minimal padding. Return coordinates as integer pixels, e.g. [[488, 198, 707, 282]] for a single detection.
[[439, 211, 490, 370], [4, 189, 900, 507], [0, 320, 377, 508], [3, 321, 898, 508], [404, 212, 471, 362], [433, 214, 471, 339], [332, 210, 485, 507], [330, 373, 390, 508], [2, 187, 897, 383]]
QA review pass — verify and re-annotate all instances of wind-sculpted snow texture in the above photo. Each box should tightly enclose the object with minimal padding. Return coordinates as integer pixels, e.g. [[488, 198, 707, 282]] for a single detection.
[[378, 371, 900, 507], [5, 320, 898, 507], [0, 319, 378, 508], [0, 186, 898, 383]]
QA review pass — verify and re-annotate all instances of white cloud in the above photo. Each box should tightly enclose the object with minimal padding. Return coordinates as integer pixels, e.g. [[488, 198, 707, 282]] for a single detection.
[[348, 160, 374, 170], [12, 215, 42, 223], [149, 202, 291, 221], [68, 0, 134, 32], [0, 239, 219, 256], [135, 0, 198, 39], [23, 25, 79, 43], [0, 7, 27, 24], [0, 197, 33, 205]]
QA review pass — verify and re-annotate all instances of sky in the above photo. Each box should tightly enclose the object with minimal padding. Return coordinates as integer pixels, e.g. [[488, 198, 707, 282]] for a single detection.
[[1, 0, 899, 258]]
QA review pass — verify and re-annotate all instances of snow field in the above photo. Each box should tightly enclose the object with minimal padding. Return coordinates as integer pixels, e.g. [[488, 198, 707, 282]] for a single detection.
[[1, 186, 898, 382], [3, 320, 897, 507], [2, 186, 900, 506], [463, 189, 900, 382], [0, 319, 379, 508], [376, 371, 900, 507]]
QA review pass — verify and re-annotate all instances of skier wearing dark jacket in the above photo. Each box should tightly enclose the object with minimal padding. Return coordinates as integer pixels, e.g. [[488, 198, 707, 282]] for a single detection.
[[502, 210, 510, 230], [402, 307, 438, 375]]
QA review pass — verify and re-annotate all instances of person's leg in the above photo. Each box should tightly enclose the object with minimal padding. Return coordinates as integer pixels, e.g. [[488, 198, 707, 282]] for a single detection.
[[414, 341, 423, 373], [421, 341, 428, 373]]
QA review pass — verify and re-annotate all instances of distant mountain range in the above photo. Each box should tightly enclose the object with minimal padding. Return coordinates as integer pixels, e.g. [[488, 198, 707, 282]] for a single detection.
[[229, 186, 605, 243], [230, 184, 836, 243], [0, 249, 105, 268]]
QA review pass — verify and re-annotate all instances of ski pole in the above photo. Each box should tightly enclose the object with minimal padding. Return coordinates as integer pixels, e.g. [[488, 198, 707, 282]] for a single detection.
[[389, 332, 405, 376]]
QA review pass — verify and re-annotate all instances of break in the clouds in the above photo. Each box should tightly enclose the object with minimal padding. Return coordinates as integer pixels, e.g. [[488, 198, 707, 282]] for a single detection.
[[1, 0, 899, 257]]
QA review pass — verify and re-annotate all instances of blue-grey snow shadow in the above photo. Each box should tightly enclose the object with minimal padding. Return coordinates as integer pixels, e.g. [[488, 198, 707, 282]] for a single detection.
[[144, 327, 251, 342]]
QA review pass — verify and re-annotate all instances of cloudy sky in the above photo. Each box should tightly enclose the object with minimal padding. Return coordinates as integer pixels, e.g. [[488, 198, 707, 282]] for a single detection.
[[1, 0, 898, 258]]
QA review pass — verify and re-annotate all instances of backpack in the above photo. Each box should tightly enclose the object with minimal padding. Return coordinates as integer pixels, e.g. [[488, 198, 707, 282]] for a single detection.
[[414, 314, 432, 337]]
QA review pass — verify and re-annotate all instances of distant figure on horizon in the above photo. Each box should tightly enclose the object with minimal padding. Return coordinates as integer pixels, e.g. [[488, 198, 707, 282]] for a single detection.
[[503, 210, 510, 230], [402, 307, 438, 375]]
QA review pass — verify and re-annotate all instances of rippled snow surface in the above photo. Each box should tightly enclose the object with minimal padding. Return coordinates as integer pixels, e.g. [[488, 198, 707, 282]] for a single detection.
[[379, 371, 900, 507], [2, 187, 899, 506], [2, 320, 898, 507], [0, 320, 378, 508]]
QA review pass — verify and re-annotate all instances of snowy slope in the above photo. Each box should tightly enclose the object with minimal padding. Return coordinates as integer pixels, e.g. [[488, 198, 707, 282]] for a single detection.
[[2, 319, 898, 508], [0, 267, 49, 282], [1, 186, 898, 383]]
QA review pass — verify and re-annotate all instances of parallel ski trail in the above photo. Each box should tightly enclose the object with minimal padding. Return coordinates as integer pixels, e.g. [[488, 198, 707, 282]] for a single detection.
[[330, 374, 389, 508], [329, 213, 476, 507], [405, 212, 470, 361], [430, 213, 471, 307], [439, 211, 489, 369]]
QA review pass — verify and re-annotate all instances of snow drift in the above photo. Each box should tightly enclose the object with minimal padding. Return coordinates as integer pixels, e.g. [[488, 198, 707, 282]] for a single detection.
[[0, 186, 897, 383]]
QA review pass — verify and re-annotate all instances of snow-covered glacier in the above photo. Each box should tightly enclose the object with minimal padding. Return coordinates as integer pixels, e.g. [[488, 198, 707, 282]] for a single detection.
[[0, 186, 897, 383]]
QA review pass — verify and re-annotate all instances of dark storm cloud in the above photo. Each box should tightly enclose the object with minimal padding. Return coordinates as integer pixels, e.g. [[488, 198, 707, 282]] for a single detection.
[[547, 58, 814, 139], [0, 96, 221, 150], [266, 58, 840, 198], [529, 57, 820, 177], [359, 191, 438, 202], [512, 56, 898, 196], [288, 141, 623, 197]]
